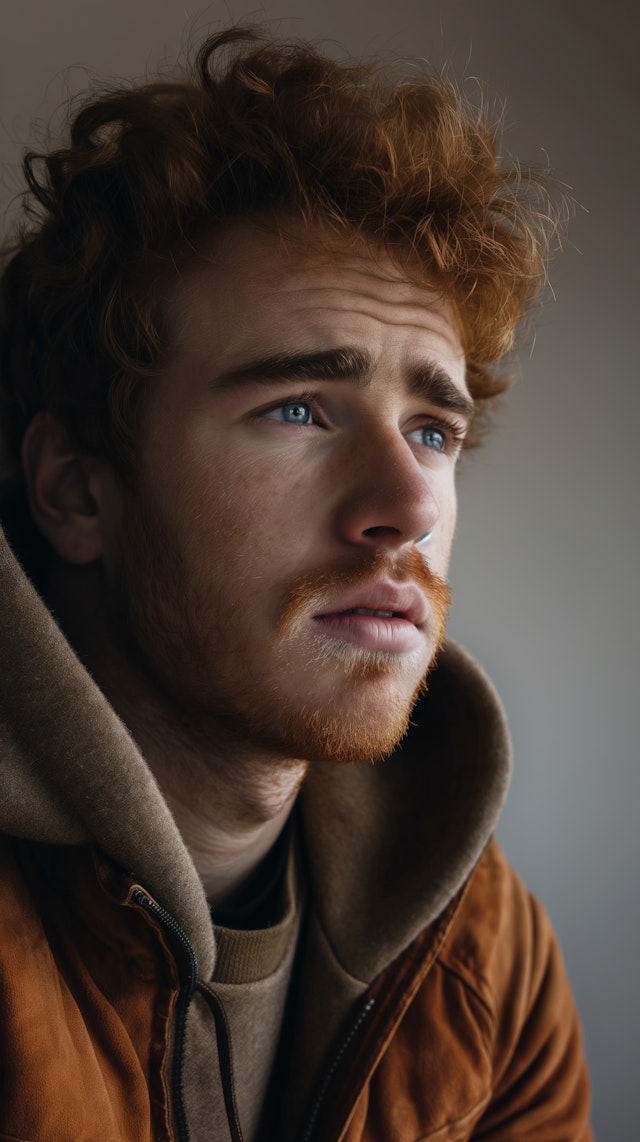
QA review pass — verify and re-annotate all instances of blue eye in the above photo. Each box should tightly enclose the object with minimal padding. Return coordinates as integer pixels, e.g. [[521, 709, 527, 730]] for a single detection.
[[418, 426, 446, 452], [283, 402, 312, 424], [409, 427, 445, 452], [265, 402, 313, 424]]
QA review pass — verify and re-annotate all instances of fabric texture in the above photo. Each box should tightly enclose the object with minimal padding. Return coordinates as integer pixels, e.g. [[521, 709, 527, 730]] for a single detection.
[[0, 520, 592, 1140], [183, 917, 303, 1141]]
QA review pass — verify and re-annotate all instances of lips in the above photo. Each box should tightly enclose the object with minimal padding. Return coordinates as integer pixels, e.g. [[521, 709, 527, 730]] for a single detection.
[[314, 580, 428, 628]]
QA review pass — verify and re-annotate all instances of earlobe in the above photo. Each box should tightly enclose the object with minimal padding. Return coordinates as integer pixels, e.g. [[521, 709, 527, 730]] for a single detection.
[[21, 412, 106, 565]]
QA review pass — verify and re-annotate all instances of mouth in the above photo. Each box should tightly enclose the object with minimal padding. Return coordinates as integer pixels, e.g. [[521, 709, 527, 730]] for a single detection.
[[314, 579, 428, 628], [338, 607, 405, 619], [312, 580, 429, 653]]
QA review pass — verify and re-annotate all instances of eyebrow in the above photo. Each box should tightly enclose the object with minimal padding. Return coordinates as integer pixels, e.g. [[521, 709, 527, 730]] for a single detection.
[[215, 346, 475, 422]]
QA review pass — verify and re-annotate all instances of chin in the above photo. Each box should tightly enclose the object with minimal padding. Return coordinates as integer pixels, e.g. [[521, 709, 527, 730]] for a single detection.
[[290, 700, 417, 765], [243, 667, 428, 767]]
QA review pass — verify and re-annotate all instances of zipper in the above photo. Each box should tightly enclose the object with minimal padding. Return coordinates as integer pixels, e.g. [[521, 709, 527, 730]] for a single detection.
[[300, 994, 376, 1142], [131, 889, 198, 1142]]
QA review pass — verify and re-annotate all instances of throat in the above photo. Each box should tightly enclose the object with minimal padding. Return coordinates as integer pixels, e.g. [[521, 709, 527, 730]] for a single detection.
[[151, 741, 306, 906]]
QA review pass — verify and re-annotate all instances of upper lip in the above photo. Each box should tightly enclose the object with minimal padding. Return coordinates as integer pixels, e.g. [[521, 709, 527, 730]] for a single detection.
[[314, 579, 428, 627]]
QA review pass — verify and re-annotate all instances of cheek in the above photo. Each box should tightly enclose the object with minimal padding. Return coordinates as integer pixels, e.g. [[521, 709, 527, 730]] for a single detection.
[[164, 446, 316, 576], [431, 481, 458, 574]]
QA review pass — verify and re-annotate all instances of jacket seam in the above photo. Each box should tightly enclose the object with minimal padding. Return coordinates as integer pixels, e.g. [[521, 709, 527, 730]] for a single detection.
[[435, 955, 497, 1042]]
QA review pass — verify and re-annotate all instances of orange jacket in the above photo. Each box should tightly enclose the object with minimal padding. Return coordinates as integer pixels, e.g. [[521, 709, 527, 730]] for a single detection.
[[0, 526, 591, 1139], [0, 835, 590, 1141]]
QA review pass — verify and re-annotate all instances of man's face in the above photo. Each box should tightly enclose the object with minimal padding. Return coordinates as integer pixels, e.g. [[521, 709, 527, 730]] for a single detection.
[[107, 221, 471, 765]]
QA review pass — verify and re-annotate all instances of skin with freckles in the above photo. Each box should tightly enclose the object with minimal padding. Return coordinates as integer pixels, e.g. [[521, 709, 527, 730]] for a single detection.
[[110, 222, 469, 748], [26, 218, 472, 902]]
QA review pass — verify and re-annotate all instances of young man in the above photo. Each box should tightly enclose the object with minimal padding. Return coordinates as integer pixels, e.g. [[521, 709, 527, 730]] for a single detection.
[[0, 28, 591, 1142]]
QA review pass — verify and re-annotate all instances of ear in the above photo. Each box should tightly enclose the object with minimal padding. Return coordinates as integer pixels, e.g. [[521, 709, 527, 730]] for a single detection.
[[21, 412, 118, 565]]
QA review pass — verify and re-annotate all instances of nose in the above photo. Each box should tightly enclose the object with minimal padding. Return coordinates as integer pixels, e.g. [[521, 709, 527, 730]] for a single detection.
[[335, 428, 440, 552]]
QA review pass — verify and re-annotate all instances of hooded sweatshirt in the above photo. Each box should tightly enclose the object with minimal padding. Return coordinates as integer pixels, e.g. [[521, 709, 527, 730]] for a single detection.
[[0, 519, 592, 1140]]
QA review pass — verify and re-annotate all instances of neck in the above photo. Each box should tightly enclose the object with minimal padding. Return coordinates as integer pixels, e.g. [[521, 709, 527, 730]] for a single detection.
[[48, 560, 307, 906]]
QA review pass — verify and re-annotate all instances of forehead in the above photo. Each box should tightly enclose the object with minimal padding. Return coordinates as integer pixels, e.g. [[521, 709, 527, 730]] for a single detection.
[[165, 219, 465, 373]]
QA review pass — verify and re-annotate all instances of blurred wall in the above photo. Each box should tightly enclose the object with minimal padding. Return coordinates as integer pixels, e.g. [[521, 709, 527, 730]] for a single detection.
[[2, 1, 637, 1135]]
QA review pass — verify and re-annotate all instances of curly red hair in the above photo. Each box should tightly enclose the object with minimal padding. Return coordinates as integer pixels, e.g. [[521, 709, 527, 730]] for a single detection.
[[0, 26, 557, 490]]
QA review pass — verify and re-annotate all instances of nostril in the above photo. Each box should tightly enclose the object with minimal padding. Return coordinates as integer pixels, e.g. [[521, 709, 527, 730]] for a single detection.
[[362, 525, 402, 540]]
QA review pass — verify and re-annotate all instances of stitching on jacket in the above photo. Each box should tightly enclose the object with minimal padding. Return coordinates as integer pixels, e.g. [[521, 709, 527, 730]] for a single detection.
[[435, 955, 497, 1043]]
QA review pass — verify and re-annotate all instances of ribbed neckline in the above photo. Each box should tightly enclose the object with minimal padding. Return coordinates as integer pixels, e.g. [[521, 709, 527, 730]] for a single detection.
[[211, 822, 302, 985]]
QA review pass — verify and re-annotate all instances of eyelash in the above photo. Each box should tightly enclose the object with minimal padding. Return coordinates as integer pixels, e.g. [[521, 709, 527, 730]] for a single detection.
[[257, 393, 467, 451]]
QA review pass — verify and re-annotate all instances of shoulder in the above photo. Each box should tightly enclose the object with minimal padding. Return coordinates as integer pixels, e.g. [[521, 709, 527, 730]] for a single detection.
[[440, 840, 552, 993], [435, 840, 573, 1040], [428, 841, 592, 1136]]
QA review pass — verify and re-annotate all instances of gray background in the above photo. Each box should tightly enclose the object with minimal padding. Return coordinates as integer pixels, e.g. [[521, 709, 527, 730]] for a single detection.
[[1, 1, 637, 1135]]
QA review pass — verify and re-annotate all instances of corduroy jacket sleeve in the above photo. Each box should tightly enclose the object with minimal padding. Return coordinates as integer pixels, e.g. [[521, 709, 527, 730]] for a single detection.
[[468, 855, 592, 1140], [330, 843, 592, 1142], [470, 895, 589, 1137]]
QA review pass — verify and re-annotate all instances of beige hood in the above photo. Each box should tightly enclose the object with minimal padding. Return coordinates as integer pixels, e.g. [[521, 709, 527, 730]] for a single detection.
[[0, 520, 511, 986]]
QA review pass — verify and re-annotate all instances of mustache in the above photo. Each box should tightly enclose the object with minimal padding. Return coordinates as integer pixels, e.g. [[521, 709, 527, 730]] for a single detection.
[[277, 547, 452, 637]]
